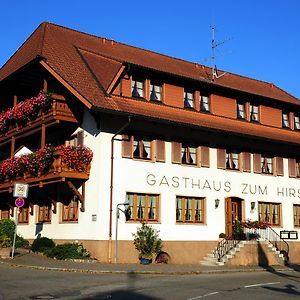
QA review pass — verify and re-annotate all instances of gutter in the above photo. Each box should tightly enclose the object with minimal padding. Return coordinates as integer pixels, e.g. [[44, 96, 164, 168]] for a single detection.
[[108, 115, 131, 263]]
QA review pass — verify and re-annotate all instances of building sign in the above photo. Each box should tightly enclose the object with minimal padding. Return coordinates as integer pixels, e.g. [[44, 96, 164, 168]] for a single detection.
[[145, 173, 300, 199], [13, 183, 29, 198]]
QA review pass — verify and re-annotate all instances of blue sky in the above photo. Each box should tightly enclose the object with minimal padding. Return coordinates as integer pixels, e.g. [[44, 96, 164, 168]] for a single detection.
[[1, 0, 300, 98]]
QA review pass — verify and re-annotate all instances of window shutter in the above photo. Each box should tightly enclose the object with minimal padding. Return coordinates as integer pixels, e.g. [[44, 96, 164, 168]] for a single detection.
[[276, 157, 284, 176], [122, 135, 133, 158], [201, 146, 210, 167], [288, 158, 296, 178], [253, 153, 261, 173], [242, 152, 251, 172], [156, 140, 165, 162], [77, 131, 84, 146], [172, 142, 181, 164], [217, 148, 226, 169]]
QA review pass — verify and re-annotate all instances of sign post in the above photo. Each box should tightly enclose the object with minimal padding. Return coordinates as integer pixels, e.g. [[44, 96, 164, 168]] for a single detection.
[[11, 183, 28, 259]]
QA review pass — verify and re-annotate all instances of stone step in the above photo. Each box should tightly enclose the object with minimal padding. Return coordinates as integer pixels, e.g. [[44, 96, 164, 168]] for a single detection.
[[200, 260, 219, 266], [202, 256, 218, 262]]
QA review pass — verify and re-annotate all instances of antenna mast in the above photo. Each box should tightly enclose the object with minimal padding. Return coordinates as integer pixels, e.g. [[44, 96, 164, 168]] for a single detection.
[[210, 25, 227, 81]]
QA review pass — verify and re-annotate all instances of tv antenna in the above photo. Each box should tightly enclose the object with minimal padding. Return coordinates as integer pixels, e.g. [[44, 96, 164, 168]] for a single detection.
[[211, 25, 228, 81]]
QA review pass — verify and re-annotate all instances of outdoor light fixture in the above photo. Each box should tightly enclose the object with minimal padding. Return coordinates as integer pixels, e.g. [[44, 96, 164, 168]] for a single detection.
[[215, 199, 220, 209], [115, 201, 130, 263], [251, 201, 256, 210]]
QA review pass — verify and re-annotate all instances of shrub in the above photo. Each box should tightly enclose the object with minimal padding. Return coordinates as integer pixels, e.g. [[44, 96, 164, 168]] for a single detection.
[[47, 243, 90, 260], [132, 222, 162, 259], [15, 235, 30, 249], [0, 219, 15, 239], [0, 234, 12, 248], [31, 237, 55, 253], [219, 233, 226, 239]]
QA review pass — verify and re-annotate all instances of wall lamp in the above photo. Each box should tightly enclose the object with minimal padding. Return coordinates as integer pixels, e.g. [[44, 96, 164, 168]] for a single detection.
[[251, 201, 256, 210], [115, 201, 130, 263], [215, 199, 220, 209]]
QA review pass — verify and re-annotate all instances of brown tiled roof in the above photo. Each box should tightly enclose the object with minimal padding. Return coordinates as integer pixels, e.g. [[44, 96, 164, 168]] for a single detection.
[[0, 22, 299, 112]]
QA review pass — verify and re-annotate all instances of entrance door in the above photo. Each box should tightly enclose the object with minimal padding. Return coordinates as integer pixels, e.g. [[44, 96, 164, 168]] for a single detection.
[[225, 197, 243, 238]]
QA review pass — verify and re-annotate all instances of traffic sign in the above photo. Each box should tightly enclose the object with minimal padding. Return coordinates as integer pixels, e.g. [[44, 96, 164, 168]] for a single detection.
[[13, 183, 29, 198], [15, 197, 25, 208]]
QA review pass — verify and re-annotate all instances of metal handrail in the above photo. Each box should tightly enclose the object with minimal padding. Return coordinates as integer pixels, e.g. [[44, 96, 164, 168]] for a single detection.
[[214, 235, 241, 262], [257, 226, 289, 261]]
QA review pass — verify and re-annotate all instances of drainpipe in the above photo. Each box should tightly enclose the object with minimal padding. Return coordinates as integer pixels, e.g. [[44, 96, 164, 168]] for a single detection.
[[108, 115, 131, 263]]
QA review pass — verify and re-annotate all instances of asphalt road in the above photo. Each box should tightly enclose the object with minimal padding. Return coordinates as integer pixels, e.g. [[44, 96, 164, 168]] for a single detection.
[[0, 263, 299, 300]]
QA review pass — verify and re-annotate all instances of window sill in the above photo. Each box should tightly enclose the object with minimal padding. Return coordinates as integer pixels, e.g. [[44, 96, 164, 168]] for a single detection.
[[176, 222, 205, 225]]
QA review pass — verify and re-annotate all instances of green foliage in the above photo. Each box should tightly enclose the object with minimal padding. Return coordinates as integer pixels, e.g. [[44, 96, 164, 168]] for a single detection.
[[46, 243, 90, 260], [0, 234, 12, 248], [219, 233, 226, 238], [132, 222, 162, 258], [0, 219, 15, 239], [15, 235, 30, 248], [31, 237, 55, 253]]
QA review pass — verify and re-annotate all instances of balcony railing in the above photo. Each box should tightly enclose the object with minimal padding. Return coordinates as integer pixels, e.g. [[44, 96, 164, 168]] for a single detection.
[[0, 148, 92, 193], [0, 93, 77, 141]]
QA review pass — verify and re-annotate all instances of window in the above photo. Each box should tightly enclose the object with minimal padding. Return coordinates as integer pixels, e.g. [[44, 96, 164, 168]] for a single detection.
[[297, 160, 300, 177], [38, 205, 51, 223], [226, 151, 239, 170], [184, 91, 194, 108], [261, 156, 273, 174], [66, 131, 84, 147], [0, 209, 9, 219], [237, 102, 245, 119], [282, 112, 290, 128], [122, 136, 165, 162], [131, 79, 144, 98], [126, 193, 159, 222], [150, 82, 162, 101], [62, 199, 79, 222], [18, 207, 29, 224], [294, 205, 300, 227], [250, 104, 259, 122], [258, 202, 281, 226], [200, 95, 210, 112], [294, 115, 300, 130], [181, 143, 197, 165], [176, 196, 205, 223], [133, 137, 151, 160]]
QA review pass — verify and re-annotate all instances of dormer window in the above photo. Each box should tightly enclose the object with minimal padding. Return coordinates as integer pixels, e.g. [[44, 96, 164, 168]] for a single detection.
[[200, 95, 210, 112], [184, 91, 194, 108], [132, 79, 144, 98], [150, 82, 162, 101], [250, 104, 259, 122], [237, 102, 245, 119], [282, 112, 290, 128], [294, 115, 300, 130]]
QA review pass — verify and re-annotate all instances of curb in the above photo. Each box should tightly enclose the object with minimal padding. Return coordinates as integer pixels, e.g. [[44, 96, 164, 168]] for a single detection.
[[0, 260, 294, 275]]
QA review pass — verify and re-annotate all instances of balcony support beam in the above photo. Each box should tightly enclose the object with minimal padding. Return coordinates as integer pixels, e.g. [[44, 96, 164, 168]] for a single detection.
[[66, 180, 85, 212]]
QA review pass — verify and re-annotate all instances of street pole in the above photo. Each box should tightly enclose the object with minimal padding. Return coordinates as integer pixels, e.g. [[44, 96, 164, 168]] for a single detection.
[[11, 208, 19, 259]]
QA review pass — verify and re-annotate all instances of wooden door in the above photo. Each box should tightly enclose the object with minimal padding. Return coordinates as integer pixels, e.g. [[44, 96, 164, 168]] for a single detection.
[[225, 198, 242, 238]]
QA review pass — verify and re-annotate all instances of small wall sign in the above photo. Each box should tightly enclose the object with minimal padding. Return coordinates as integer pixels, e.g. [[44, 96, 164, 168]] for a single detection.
[[13, 183, 29, 198]]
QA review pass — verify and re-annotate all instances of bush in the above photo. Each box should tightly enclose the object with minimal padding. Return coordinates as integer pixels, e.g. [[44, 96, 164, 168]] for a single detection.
[[0, 219, 15, 239], [132, 222, 162, 259], [31, 237, 55, 253], [15, 235, 30, 249], [47, 243, 90, 260], [0, 234, 12, 248]]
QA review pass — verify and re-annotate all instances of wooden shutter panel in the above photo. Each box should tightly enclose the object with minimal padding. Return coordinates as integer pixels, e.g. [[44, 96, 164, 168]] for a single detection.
[[122, 135, 133, 158], [242, 152, 251, 172], [217, 148, 226, 169], [288, 158, 296, 178], [253, 153, 261, 173], [77, 131, 84, 146], [201, 146, 210, 167], [156, 140, 165, 162], [172, 142, 181, 164], [276, 157, 284, 176]]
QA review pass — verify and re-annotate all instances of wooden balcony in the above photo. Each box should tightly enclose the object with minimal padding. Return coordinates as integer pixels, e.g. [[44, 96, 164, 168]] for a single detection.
[[0, 150, 91, 193], [0, 94, 78, 144]]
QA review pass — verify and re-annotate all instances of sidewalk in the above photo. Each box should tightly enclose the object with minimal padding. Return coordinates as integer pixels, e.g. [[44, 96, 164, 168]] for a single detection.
[[1, 252, 299, 275]]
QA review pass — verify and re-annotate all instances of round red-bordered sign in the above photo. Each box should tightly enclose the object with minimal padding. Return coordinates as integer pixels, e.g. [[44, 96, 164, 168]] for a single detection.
[[15, 197, 25, 208]]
